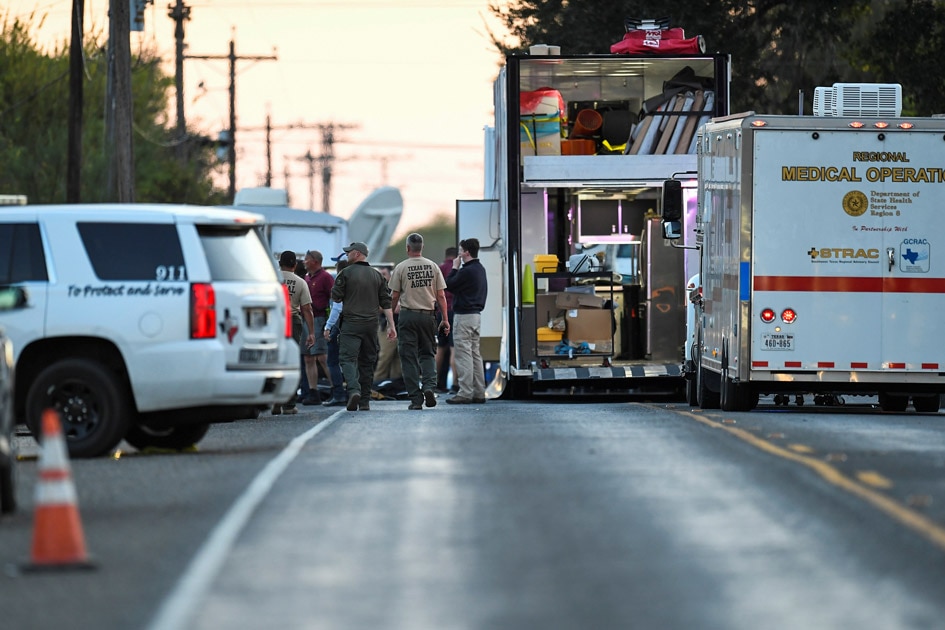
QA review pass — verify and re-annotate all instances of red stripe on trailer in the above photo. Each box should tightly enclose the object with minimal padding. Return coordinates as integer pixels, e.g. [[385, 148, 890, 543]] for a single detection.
[[785, 361, 802, 368], [752, 361, 768, 368], [754, 276, 945, 293], [818, 362, 835, 368], [887, 362, 906, 369], [922, 363, 939, 369], [851, 362, 868, 369]]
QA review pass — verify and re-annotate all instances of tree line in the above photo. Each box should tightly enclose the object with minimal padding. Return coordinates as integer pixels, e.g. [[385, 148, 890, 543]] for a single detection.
[[488, 0, 945, 116], [0, 12, 224, 204]]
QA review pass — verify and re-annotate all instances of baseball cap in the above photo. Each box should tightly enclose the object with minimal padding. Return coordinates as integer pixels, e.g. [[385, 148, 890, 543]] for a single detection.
[[279, 250, 297, 268], [330, 252, 347, 263], [343, 242, 369, 257]]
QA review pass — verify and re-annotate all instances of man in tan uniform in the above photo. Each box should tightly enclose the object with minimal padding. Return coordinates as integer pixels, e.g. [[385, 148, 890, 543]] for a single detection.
[[276, 250, 315, 415], [389, 233, 449, 410]]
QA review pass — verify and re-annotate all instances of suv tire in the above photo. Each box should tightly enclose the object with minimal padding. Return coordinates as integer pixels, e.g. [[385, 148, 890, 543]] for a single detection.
[[26, 358, 131, 458], [124, 422, 211, 451]]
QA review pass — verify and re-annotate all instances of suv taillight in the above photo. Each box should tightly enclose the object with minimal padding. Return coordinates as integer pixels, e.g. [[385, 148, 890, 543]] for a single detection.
[[191, 283, 217, 339], [282, 285, 292, 338]]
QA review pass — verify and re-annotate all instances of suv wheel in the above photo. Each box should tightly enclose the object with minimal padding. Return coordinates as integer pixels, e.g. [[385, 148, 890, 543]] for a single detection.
[[26, 358, 131, 458], [124, 422, 211, 451]]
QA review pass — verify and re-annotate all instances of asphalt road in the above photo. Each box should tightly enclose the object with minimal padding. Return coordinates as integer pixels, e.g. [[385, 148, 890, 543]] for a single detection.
[[2, 396, 944, 630]]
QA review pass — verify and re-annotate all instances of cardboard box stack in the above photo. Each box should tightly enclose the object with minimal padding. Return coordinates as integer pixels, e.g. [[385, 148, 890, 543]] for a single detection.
[[535, 290, 613, 355]]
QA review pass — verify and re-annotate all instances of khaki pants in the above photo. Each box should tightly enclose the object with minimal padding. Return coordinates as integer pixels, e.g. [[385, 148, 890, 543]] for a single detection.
[[452, 312, 484, 399]]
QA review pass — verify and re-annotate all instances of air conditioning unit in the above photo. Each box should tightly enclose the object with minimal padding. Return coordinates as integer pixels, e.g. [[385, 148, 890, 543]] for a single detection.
[[813, 87, 836, 116], [812, 83, 902, 117], [833, 83, 902, 117]]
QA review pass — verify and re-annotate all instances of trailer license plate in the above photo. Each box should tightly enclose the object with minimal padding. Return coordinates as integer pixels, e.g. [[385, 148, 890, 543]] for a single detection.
[[762, 333, 794, 350]]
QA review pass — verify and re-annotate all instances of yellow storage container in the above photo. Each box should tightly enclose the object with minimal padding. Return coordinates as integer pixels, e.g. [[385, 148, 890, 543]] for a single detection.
[[537, 326, 564, 341], [533, 254, 559, 273]]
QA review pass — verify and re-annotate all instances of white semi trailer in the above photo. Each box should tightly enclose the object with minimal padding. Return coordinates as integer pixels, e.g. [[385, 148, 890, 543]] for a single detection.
[[668, 86, 945, 411]]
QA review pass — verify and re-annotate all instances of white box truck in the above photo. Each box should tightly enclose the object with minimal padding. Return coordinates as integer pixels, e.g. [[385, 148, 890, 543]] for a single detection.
[[227, 187, 349, 261], [668, 98, 945, 412], [459, 46, 731, 398]]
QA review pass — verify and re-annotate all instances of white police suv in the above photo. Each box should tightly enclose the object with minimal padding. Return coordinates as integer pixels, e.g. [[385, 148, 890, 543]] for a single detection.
[[0, 204, 300, 457]]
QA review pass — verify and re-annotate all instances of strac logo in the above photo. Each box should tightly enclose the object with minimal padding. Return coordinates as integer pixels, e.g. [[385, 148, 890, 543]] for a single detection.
[[808, 247, 880, 260]]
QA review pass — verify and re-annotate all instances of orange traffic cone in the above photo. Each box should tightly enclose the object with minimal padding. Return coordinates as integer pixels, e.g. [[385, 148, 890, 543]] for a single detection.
[[24, 409, 95, 571]]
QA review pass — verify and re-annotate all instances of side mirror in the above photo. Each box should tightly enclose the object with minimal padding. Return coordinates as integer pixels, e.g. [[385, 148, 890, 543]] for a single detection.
[[689, 287, 703, 305], [662, 220, 682, 240], [662, 179, 683, 222], [0, 286, 28, 311]]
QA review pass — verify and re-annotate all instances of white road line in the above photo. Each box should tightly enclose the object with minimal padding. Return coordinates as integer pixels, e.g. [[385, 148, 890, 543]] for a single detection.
[[146, 413, 342, 630]]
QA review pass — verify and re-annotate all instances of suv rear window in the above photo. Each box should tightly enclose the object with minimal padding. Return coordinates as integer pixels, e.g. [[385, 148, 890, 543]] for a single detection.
[[198, 225, 279, 282], [0, 222, 48, 283], [79, 223, 187, 281]]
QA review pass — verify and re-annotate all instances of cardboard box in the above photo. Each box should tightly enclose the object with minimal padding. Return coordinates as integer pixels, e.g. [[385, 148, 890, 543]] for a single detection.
[[565, 308, 613, 353], [535, 292, 563, 327], [556, 291, 606, 309]]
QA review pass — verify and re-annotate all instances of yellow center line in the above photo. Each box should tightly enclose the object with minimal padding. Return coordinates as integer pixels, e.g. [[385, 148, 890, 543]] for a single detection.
[[787, 443, 815, 454], [666, 406, 945, 552], [857, 470, 894, 489]]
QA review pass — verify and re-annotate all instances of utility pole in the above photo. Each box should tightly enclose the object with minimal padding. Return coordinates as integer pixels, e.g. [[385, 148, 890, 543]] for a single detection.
[[350, 153, 411, 187], [105, 0, 135, 201], [297, 148, 318, 211], [168, 0, 190, 164], [244, 119, 357, 212], [265, 114, 273, 186], [66, 0, 84, 202], [283, 159, 291, 205], [187, 35, 277, 202]]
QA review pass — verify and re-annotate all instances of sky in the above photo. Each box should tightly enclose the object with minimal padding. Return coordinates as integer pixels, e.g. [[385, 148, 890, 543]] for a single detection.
[[6, 0, 510, 237]]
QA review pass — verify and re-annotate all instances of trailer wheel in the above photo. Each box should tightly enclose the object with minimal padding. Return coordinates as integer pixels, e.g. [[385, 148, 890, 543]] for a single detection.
[[911, 394, 940, 413], [878, 392, 908, 412]]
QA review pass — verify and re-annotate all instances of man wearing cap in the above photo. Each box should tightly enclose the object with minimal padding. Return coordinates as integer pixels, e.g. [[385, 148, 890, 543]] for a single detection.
[[330, 242, 396, 412], [389, 232, 449, 410], [276, 250, 316, 415]]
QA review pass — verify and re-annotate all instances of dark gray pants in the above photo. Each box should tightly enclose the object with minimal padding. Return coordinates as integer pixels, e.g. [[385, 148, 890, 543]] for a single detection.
[[338, 319, 379, 398], [398, 309, 438, 403]]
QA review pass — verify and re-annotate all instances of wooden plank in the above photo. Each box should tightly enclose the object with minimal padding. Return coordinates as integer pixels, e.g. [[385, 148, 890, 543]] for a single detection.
[[674, 90, 705, 155], [666, 93, 695, 154], [627, 112, 655, 155], [634, 101, 668, 155], [655, 94, 688, 155], [687, 91, 715, 153]]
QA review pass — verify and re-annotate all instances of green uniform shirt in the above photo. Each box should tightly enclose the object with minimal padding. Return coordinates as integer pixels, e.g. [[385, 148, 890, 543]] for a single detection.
[[330, 261, 392, 325]]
